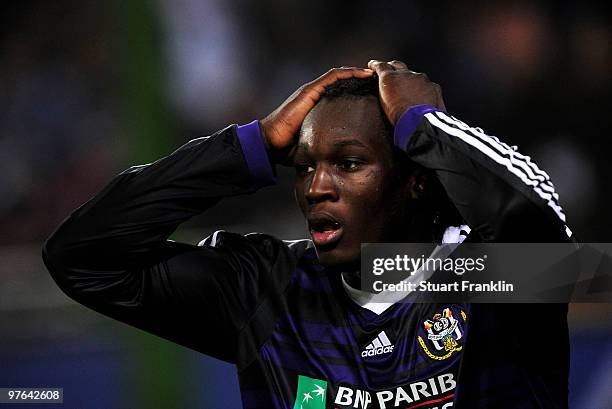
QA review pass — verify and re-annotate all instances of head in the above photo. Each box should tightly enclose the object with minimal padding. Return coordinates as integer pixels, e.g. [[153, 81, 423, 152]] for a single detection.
[[293, 77, 451, 271]]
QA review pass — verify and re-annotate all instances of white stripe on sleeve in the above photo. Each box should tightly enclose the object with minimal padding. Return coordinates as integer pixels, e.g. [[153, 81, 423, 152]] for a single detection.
[[424, 112, 567, 224]]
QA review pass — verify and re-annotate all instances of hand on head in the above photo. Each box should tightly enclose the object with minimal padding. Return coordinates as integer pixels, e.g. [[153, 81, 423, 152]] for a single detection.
[[367, 59, 446, 125], [260, 67, 374, 164]]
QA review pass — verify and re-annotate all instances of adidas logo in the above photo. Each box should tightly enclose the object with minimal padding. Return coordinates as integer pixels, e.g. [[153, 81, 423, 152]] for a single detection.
[[361, 331, 394, 357]]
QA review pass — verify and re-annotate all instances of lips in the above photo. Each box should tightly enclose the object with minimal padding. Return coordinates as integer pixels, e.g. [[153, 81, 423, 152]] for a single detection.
[[308, 213, 344, 247]]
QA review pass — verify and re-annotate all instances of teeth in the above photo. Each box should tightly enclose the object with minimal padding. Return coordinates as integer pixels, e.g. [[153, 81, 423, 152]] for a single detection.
[[312, 220, 340, 232]]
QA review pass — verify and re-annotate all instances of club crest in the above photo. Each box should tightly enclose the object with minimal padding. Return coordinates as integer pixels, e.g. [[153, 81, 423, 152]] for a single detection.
[[418, 307, 467, 360]]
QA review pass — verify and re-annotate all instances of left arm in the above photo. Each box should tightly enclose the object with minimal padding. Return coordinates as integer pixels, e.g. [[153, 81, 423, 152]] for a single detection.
[[395, 105, 571, 242], [369, 59, 572, 242]]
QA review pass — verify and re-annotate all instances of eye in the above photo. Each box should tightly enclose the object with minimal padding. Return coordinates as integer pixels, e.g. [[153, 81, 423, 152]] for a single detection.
[[295, 164, 315, 176], [338, 158, 362, 171]]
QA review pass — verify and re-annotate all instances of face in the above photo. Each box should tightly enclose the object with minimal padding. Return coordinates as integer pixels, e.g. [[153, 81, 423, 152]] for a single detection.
[[293, 96, 401, 270]]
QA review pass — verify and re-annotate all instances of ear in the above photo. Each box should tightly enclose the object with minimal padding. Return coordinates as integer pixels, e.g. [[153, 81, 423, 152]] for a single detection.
[[407, 174, 429, 199]]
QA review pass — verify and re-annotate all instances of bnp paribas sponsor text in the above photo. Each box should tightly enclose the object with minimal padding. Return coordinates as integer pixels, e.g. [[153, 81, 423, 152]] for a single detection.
[[372, 280, 514, 293]]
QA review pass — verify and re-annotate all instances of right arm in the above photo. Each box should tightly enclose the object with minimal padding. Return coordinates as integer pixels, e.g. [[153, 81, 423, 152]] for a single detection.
[[42, 123, 288, 363], [42, 67, 374, 364]]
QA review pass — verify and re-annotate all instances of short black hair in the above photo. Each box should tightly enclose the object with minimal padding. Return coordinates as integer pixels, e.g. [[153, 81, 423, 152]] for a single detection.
[[320, 76, 380, 99]]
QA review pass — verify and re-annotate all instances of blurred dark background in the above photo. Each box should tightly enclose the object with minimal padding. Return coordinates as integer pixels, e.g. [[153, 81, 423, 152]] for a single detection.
[[0, 1, 610, 408]]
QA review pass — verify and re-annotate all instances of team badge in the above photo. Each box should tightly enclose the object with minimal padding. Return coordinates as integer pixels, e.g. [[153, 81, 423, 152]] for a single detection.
[[418, 307, 467, 360]]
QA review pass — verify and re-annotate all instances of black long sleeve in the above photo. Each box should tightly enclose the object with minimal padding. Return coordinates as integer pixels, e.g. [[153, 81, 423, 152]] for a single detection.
[[42, 124, 296, 364], [396, 106, 572, 243]]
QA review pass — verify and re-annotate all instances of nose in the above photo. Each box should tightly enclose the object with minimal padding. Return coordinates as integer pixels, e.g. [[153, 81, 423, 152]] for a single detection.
[[305, 164, 338, 204]]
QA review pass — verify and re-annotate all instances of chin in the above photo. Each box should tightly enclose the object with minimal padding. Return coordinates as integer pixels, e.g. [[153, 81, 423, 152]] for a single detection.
[[315, 245, 360, 272]]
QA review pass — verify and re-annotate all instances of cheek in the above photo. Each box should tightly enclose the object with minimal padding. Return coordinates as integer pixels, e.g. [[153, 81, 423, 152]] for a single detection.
[[344, 171, 388, 217], [355, 170, 386, 203], [293, 184, 307, 214]]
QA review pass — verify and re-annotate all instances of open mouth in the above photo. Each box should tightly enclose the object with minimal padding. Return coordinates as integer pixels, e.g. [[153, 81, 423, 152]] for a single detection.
[[308, 215, 344, 247]]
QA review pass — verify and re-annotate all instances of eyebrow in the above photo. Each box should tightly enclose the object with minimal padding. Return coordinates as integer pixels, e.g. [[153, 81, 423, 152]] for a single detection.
[[296, 138, 370, 154], [332, 139, 369, 149]]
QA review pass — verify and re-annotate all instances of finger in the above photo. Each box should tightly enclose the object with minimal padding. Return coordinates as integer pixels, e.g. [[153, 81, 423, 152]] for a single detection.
[[318, 67, 373, 84], [332, 67, 374, 78], [387, 60, 428, 78], [433, 82, 446, 110], [336, 66, 374, 76], [388, 60, 409, 71], [308, 67, 373, 94], [368, 59, 395, 75]]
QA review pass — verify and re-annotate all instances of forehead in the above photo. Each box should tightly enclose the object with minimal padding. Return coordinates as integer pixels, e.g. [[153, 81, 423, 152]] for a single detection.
[[298, 96, 390, 152]]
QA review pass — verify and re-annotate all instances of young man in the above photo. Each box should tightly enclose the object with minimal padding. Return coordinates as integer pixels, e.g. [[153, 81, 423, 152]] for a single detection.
[[43, 60, 572, 408]]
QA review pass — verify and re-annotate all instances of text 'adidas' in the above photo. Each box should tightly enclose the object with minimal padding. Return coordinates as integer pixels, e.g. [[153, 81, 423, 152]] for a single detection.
[[361, 331, 394, 357]]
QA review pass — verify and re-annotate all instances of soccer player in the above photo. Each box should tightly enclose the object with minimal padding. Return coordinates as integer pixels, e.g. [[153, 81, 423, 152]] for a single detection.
[[43, 60, 572, 408]]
